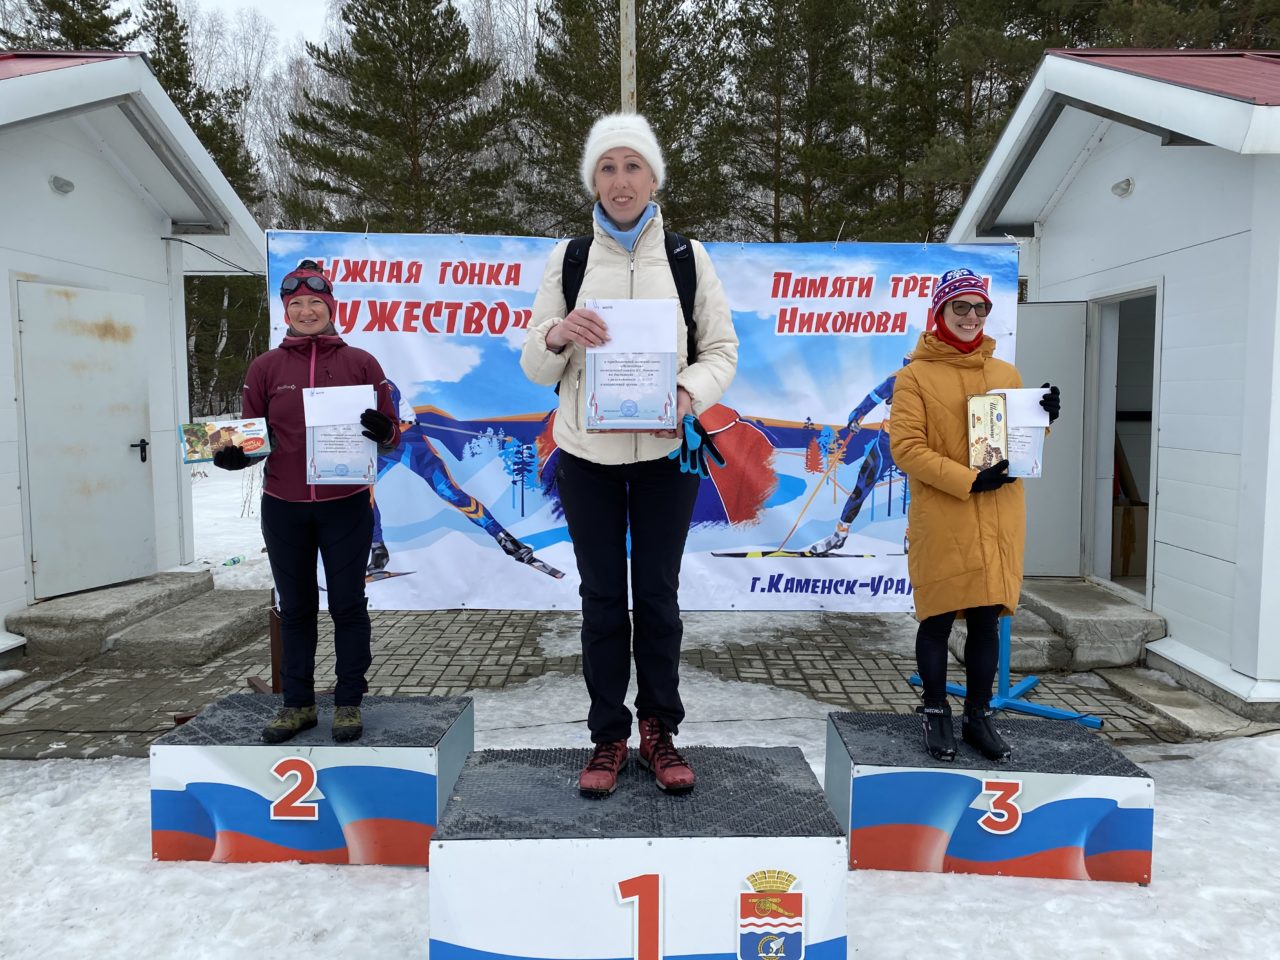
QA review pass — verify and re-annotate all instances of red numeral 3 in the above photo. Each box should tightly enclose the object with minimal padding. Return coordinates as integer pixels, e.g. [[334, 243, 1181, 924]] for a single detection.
[[978, 778, 1023, 834]]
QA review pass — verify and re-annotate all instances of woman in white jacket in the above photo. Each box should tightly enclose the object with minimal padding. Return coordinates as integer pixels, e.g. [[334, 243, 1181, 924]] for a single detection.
[[520, 113, 738, 797]]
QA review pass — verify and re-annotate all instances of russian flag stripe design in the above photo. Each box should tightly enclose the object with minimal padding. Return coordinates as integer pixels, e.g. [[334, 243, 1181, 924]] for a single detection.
[[849, 771, 1153, 883], [151, 766, 436, 864]]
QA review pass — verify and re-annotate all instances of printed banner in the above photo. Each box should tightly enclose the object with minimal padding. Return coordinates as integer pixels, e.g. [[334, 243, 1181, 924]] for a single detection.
[[266, 231, 1018, 611]]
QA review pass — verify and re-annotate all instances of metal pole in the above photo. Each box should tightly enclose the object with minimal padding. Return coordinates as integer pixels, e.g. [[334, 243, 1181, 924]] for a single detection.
[[620, 0, 637, 112]]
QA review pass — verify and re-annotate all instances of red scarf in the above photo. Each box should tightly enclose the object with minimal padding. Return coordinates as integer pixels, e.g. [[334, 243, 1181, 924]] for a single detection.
[[932, 316, 984, 354]]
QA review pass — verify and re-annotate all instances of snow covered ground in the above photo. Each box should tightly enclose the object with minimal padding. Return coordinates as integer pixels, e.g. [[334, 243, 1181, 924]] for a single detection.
[[3, 456, 1277, 958], [1, 668, 1278, 958]]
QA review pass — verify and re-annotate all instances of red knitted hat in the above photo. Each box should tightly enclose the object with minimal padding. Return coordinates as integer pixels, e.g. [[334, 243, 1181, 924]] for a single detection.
[[280, 259, 337, 319]]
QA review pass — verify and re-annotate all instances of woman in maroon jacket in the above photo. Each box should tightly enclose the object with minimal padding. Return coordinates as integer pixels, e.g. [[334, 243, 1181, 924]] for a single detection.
[[214, 260, 400, 744]]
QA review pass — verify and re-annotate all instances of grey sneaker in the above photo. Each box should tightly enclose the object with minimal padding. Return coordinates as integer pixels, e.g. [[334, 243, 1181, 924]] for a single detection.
[[332, 705, 364, 743], [261, 705, 318, 744]]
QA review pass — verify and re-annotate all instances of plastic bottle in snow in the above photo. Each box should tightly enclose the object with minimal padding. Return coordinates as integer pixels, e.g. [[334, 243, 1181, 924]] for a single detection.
[[222, 555, 246, 566]]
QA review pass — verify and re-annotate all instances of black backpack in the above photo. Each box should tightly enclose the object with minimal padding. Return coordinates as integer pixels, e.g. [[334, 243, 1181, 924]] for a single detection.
[[560, 230, 699, 362]]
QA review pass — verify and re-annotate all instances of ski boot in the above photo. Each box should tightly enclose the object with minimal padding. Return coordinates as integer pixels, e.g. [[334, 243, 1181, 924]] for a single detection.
[[807, 525, 848, 556], [963, 705, 1011, 761], [367, 541, 390, 573], [916, 701, 956, 761], [495, 530, 535, 564]]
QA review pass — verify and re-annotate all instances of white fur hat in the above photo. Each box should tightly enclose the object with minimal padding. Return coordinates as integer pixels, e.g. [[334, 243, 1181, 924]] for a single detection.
[[580, 112, 666, 196]]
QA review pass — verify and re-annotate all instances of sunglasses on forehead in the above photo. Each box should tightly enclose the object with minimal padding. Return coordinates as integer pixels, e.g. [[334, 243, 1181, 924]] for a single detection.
[[948, 300, 991, 317], [281, 274, 332, 296]]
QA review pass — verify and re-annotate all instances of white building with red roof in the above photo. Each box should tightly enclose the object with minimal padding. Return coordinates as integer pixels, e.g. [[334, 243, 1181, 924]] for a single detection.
[[0, 51, 264, 651], [952, 49, 1280, 713]]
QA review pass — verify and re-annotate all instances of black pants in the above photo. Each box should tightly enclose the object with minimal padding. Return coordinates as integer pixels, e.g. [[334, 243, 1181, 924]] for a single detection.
[[556, 451, 701, 743], [916, 604, 1002, 709], [261, 492, 374, 708]]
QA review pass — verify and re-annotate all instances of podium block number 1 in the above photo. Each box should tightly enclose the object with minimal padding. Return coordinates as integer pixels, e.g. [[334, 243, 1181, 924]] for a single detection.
[[617, 874, 661, 960], [270, 757, 320, 821], [978, 778, 1023, 835]]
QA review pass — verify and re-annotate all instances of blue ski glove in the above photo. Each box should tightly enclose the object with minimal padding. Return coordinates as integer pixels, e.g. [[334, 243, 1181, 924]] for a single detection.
[[667, 414, 726, 479]]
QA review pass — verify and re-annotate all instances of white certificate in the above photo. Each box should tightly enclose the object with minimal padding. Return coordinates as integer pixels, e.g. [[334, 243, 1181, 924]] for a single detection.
[[303, 384, 375, 426], [306, 423, 377, 485], [989, 388, 1048, 479], [583, 298, 678, 431]]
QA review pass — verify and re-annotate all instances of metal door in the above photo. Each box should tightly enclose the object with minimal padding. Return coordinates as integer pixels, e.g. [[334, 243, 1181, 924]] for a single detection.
[[1015, 302, 1087, 576], [17, 281, 156, 598]]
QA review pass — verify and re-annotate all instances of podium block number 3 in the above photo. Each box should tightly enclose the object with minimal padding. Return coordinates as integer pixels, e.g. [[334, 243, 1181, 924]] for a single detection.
[[978, 778, 1023, 835], [617, 874, 661, 960], [270, 757, 320, 821]]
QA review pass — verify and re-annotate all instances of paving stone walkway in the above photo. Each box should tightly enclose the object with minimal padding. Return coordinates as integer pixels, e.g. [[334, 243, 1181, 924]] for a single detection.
[[0, 610, 1181, 759]]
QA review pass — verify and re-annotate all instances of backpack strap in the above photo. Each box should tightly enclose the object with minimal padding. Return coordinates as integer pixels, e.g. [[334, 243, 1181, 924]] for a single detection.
[[664, 230, 699, 363], [557, 229, 700, 365], [560, 235, 593, 316]]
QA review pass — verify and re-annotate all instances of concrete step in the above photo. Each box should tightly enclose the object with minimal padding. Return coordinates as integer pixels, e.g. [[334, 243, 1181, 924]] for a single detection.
[[948, 607, 1068, 672], [1019, 577, 1166, 669], [1097, 667, 1280, 740], [104, 588, 271, 667], [5, 572, 215, 662]]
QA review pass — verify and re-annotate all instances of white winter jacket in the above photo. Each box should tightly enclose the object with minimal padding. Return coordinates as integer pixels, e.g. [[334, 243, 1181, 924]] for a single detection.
[[520, 206, 739, 465]]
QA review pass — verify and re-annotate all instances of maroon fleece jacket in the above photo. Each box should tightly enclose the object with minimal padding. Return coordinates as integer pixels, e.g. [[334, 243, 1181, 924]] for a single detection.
[[241, 334, 399, 502]]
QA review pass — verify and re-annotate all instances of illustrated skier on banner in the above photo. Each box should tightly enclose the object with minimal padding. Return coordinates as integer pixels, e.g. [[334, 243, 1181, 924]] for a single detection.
[[806, 355, 912, 556], [369, 380, 562, 578]]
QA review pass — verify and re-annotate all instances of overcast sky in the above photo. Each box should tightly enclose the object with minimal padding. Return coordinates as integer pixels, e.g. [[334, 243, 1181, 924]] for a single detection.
[[182, 0, 329, 47]]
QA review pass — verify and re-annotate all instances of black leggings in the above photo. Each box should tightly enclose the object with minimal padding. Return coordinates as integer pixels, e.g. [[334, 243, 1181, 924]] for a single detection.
[[261, 492, 374, 708], [916, 604, 1002, 709]]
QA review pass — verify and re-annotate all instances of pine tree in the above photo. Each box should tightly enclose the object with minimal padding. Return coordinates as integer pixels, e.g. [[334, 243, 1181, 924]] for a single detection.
[[728, 0, 875, 242], [139, 0, 265, 417], [280, 0, 510, 234], [507, 0, 734, 238], [0, 0, 138, 50]]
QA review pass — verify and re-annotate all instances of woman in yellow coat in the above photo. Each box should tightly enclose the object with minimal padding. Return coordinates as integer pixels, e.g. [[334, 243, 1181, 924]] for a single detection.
[[890, 268, 1060, 762]]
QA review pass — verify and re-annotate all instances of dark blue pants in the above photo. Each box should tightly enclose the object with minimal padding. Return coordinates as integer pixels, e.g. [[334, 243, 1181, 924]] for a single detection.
[[261, 492, 374, 708], [556, 451, 701, 743]]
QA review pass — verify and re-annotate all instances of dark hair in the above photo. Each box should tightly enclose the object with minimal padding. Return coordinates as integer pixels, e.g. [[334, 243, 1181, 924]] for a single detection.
[[296, 259, 322, 271]]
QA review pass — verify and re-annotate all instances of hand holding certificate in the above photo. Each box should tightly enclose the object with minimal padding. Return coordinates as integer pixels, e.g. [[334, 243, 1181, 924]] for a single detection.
[[302, 384, 378, 484], [583, 298, 679, 432]]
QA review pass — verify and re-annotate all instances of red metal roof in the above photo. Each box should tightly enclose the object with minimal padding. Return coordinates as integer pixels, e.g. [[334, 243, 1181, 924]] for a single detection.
[[0, 50, 138, 82], [1049, 49, 1280, 106]]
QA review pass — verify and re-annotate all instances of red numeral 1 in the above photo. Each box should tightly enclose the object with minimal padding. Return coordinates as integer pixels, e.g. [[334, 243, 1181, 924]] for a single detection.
[[270, 757, 319, 820], [978, 778, 1023, 834], [617, 873, 660, 960]]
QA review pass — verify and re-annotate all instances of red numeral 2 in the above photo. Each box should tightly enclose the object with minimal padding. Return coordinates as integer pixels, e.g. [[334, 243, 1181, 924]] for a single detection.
[[270, 757, 319, 820], [617, 873, 661, 960], [978, 778, 1023, 834]]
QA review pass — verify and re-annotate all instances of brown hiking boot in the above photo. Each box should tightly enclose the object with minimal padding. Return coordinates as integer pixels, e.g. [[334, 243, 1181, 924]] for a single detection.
[[332, 705, 364, 743], [578, 740, 628, 797], [261, 705, 318, 744], [637, 717, 695, 793]]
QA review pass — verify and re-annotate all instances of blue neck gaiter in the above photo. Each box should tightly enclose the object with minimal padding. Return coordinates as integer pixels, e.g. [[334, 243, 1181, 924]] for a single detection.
[[594, 201, 658, 252]]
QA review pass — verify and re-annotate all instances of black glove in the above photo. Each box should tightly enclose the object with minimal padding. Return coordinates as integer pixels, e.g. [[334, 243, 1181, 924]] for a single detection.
[[1040, 383, 1060, 424], [666, 414, 726, 478], [971, 459, 1016, 493], [360, 408, 396, 445], [212, 445, 249, 471]]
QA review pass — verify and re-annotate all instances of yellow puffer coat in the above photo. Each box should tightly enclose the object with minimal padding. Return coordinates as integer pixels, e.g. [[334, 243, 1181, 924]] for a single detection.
[[889, 332, 1025, 621]]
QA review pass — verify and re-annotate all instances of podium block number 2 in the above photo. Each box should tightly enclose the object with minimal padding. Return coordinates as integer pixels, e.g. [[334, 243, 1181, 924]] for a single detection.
[[617, 874, 661, 960], [270, 757, 320, 821], [978, 778, 1023, 835]]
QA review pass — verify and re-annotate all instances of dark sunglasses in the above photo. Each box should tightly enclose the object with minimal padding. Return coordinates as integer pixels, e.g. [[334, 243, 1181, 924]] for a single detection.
[[948, 300, 991, 317], [281, 274, 332, 296]]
